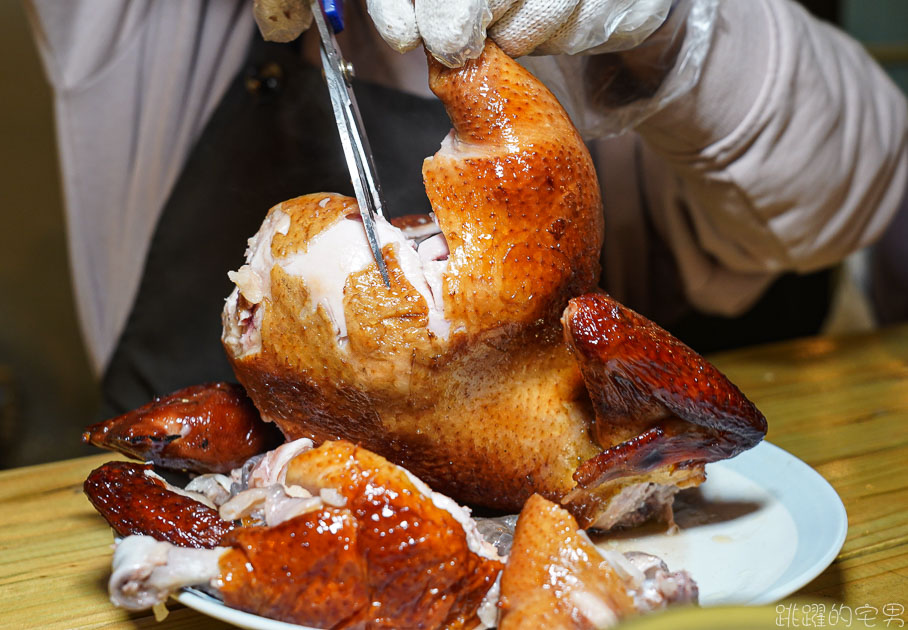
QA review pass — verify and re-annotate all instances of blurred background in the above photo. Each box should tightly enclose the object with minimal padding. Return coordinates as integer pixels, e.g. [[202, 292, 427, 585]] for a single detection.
[[1, 0, 906, 469]]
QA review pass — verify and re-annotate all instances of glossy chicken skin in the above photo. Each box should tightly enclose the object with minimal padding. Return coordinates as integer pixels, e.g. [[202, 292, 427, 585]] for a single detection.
[[100, 440, 502, 629], [82, 382, 282, 473], [499, 494, 637, 628], [421, 45, 602, 331], [498, 494, 696, 629], [564, 293, 767, 489], [559, 293, 767, 525], [218, 440, 503, 628], [84, 461, 234, 548], [218, 506, 369, 627], [222, 41, 765, 528]]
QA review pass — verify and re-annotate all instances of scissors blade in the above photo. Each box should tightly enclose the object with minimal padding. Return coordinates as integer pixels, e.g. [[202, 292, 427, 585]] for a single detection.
[[310, 0, 392, 287]]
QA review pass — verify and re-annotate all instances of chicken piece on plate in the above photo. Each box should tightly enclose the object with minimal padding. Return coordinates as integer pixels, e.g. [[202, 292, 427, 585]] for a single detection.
[[82, 382, 282, 473], [95, 443, 696, 629], [559, 293, 767, 528], [103, 440, 503, 629], [498, 494, 697, 629], [220, 40, 766, 530], [84, 461, 235, 548]]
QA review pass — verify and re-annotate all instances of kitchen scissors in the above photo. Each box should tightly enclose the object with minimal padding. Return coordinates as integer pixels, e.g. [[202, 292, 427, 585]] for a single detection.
[[310, 0, 392, 287]]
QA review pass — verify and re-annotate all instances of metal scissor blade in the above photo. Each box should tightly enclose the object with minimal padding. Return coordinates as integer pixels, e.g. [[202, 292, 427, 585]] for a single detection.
[[310, 0, 392, 287]]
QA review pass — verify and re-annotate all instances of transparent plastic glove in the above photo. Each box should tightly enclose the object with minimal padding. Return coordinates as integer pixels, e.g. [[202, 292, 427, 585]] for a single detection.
[[521, 0, 719, 137], [367, 0, 673, 67], [253, 0, 313, 43]]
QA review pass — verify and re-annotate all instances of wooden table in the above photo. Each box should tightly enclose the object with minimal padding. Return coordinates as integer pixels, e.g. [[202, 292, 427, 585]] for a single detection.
[[1, 325, 907, 629]]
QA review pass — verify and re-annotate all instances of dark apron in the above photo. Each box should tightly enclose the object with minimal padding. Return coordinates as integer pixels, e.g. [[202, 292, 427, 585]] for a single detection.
[[100, 37, 451, 416], [101, 37, 831, 416]]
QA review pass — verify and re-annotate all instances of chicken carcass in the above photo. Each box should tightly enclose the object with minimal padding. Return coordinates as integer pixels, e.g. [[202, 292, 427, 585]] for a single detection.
[[220, 40, 766, 530]]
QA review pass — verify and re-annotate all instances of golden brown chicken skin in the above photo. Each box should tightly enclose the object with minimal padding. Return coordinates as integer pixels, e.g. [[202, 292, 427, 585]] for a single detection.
[[82, 382, 282, 473], [221, 41, 765, 529], [498, 494, 638, 629], [498, 494, 697, 629], [100, 440, 503, 629], [84, 461, 234, 548]]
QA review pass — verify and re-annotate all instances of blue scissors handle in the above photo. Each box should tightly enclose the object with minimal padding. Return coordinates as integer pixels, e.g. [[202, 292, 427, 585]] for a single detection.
[[320, 0, 344, 33], [310, 0, 392, 287]]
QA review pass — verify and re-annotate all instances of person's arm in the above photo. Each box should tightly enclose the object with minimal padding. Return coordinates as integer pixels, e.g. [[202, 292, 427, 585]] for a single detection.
[[24, 1, 254, 374], [629, 0, 908, 314]]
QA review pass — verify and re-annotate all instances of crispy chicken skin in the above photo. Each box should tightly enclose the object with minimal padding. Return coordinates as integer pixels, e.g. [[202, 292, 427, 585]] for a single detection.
[[422, 41, 603, 332], [564, 294, 767, 490], [84, 461, 234, 548], [559, 293, 766, 526], [499, 494, 637, 629], [82, 382, 282, 473], [232, 440, 503, 629], [101, 441, 503, 629]]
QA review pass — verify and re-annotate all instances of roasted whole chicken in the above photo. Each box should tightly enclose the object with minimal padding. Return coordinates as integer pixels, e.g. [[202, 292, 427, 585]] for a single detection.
[[219, 41, 766, 529], [80, 38, 766, 630]]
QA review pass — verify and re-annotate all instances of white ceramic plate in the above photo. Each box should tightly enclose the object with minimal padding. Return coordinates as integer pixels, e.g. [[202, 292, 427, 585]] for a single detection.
[[598, 440, 847, 606], [174, 441, 847, 628]]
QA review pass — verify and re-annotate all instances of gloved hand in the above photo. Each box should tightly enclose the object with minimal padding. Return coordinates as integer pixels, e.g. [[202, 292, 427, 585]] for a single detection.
[[253, 0, 313, 43], [367, 0, 674, 67]]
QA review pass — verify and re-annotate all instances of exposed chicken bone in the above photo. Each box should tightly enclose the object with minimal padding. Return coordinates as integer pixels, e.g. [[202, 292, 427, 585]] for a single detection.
[[110, 535, 226, 611]]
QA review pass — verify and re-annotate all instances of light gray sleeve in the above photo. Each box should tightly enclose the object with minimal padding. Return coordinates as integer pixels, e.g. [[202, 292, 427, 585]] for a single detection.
[[24, 0, 254, 373], [633, 0, 908, 315], [25, 1, 150, 89]]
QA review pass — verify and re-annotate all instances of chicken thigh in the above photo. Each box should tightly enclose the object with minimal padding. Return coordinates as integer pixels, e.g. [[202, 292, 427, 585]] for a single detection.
[[104, 440, 503, 629]]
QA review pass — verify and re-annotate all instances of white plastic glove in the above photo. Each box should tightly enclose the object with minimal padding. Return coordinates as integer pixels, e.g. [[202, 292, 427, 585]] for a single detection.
[[367, 0, 673, 67]]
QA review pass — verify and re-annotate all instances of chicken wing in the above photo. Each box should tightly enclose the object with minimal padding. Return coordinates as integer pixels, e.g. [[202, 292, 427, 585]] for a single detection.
[[82, 382, 282, 473], [84, 461, 234, 548]]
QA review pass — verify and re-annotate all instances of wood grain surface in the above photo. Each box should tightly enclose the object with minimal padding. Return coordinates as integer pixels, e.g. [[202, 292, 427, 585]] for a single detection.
[[1, 325, 906, 628]]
